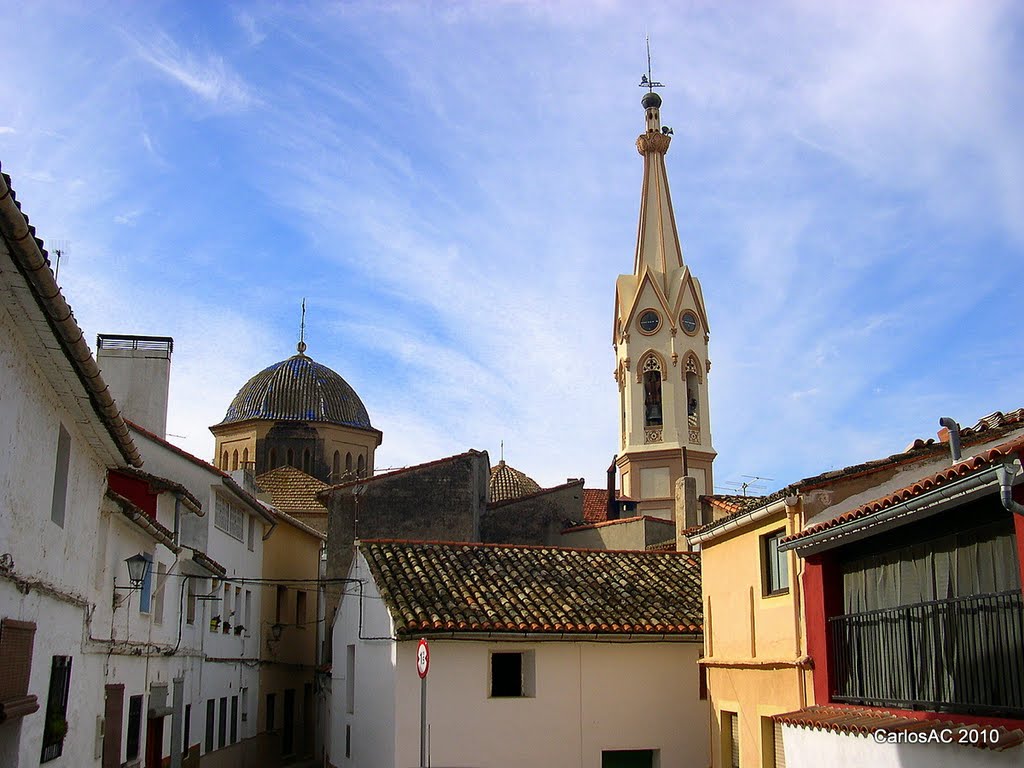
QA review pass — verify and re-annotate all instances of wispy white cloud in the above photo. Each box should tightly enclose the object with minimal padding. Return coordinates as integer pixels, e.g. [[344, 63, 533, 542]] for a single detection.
[[0, 126, 14, 135], [130, 30, 258, 110], [235, 10, 266, 47]]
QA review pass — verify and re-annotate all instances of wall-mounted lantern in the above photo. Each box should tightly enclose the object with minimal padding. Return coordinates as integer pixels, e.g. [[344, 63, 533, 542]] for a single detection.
[[113, 553, 152, 607]]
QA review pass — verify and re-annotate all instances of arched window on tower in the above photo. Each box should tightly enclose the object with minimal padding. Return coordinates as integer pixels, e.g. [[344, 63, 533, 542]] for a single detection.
[[642, 356, 663, 427], [302, 448, 311, 474], [222, 450, 229, 470], [269, 448, 278, 469], [242, 447, 249, 468], [232, 450, 239, 471], [357, 454, 366, 477], [685, 355, 701, 433], [346, 453, 353, 474], [333, 451, 341, 480], [287, 448, 294, 468]]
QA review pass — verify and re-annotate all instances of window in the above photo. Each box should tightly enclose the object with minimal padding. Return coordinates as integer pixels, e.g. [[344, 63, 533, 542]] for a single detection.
[[244, 590, 252, 635], [218, 696, 227, 748], [242, 447, 249, 468], [346, 644, 356, 714], [723, 711, 740, 768], [184, 703, 191, 757], [223, 583, 231, 633], [763, 717, 786, 768], [345, 452, 352, 473], [138, 552, 154, 613], [50, 424, 71, 527], [266, 692, 276, 731], [247, 515, 256, 551], [126, 694, 143, 760], [269, 448, 277, 468], [276, 586, 287, 622], [642, 356, 663, 427], [222, 450, 229, 470], [602, 750, 656, 768], [333, 451, 341, 479], [762, 530, 789, 596], [685, 361, 701, 430], [302, 448, 311, 473], [357, 454, 365, 476], [154, 562, 167, 624], [205, 699, 215, 753], [232, 450, 239, 470], [287, 448, 294, 467], [345, 725, 351, 758], [234, 586, 242, 631], [489, 650, 535, 698], [186, 579, 196, 624], [637, 308, 661, 334], [40, 655, 72, 762], [214, 496, 244, 540], [240, 687, 248, 723], [296, 590, 307, 627], [230, 695, 238, 744], [0, 619, 37, 719]]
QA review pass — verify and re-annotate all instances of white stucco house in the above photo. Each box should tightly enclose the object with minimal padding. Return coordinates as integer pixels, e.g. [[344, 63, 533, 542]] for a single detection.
[[330, 540, 709, 768]]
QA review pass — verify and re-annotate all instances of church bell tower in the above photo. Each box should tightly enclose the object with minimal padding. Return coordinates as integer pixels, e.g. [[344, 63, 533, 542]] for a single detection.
[[613, 86, 716, 516]]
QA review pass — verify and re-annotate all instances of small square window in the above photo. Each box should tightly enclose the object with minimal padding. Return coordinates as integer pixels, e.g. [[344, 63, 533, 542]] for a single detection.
[[489, 650, 535, 698], [762, 529, 789, 596]]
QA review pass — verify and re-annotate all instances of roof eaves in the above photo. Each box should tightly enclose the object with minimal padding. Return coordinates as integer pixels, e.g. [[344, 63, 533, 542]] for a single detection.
[[0, 168, 141, 467]]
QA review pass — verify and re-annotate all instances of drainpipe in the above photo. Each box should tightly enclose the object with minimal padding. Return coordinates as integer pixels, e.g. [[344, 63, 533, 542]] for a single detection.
[[996, 461, 1024, 516], [938, 417, 962, 462]]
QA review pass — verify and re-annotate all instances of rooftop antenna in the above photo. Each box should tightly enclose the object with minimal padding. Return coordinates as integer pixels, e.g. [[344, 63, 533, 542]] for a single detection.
[[51, 240, 70, 281], [639, 34, 665, 91], [297, 298, 307, 355]]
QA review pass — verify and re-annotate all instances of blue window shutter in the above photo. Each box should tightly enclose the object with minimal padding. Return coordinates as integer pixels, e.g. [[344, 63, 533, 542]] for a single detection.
[[139, 553, 154, 613]]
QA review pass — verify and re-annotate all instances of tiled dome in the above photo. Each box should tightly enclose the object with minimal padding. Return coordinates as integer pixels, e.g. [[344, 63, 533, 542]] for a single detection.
[[219, 352, 372, 429], [488, 460, 541, 503]]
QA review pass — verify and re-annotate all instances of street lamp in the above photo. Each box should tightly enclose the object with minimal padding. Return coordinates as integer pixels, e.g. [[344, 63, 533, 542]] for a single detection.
[[113, 553, 151, 607]]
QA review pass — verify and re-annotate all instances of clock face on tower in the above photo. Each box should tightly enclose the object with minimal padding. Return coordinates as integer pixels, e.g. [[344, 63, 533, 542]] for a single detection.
[[638, 310, 661, 334], [681, 311, 698, 335]]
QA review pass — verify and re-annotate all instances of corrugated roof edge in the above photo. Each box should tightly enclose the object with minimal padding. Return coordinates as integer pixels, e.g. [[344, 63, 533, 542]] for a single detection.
[[0, 166, 141, 467]]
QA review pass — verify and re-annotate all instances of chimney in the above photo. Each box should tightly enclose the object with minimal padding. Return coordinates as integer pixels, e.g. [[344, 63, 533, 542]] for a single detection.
[[96, 334, 173, 438], [937, 417, 962, 463], [606, 455, 619, 521]]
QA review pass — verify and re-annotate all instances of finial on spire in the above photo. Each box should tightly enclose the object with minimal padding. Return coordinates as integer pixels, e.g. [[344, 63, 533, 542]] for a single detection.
[[500, 440, 504, 463], [297, 298, 307, 355], [639, 35, 665, 93]]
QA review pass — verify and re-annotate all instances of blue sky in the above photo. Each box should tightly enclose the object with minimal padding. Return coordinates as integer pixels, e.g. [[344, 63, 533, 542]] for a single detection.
[[2, 1, 1022, 494]]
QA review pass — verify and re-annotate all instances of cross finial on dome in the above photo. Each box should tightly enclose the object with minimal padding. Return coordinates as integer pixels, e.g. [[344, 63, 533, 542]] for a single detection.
[[297, 298, 308, 355]]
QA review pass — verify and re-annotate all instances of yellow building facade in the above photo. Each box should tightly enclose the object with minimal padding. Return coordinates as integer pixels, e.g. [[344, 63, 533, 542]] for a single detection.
[[690, 497, 811, 768]]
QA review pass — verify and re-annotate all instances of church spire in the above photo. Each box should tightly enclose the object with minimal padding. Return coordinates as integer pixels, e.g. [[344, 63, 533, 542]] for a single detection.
[[633, 73, 684, 278]]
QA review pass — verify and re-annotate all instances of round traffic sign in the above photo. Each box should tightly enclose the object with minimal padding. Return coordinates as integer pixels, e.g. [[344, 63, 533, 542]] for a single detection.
[[416, 638, 430, 679]]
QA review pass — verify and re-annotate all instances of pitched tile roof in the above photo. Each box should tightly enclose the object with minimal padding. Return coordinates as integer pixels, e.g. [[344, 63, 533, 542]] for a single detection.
[[705, 494, 758, 516], [360, 540, 702, 637], [782, 433, 1024, 548], [561, 515, 675, 534], [256, 466, 327, 515], [694, 407, 1024, 540], [112, 465, 203, 514], [583, 488, 610, 523], [320, 450, 486, 495], [105, 489, 180, 553], [487, 479, 583, 510], [775, 705, 1024, 752], [488, 460, 541, 503]]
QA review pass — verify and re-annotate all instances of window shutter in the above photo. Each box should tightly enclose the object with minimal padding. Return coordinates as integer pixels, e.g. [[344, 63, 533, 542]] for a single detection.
[[773, 721, 786, 768], [728, 712, 740, 768]]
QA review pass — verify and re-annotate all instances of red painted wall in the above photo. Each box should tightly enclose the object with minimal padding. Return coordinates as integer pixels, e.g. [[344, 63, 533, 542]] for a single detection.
[[1014, 482, 1024, 593], [803, 554, 844, 705]]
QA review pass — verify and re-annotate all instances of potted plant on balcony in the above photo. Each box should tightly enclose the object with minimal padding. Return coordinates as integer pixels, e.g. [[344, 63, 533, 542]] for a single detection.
[[234, 624, 245, 635]]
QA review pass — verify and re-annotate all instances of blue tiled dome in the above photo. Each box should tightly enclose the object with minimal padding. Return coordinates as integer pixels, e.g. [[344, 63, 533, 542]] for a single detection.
[[219, 353, 372, 429]]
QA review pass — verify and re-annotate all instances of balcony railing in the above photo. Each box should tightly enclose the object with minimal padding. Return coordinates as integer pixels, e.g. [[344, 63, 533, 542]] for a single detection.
[[828, 589, 1024, 717]]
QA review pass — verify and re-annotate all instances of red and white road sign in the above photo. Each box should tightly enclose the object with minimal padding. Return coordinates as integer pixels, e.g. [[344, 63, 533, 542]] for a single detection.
[[416, 638, 430, 679]]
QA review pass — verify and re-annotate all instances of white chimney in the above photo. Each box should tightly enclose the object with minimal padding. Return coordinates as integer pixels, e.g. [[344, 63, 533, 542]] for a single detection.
[[96, 334, 173, 438]]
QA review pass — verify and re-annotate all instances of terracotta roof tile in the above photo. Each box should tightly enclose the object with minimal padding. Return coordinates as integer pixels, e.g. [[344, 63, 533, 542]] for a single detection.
[[782, 433, 1024, 547], [256, 466, 327, 515], [359, 540, 702, 637], [775, 705, 1024, 751]]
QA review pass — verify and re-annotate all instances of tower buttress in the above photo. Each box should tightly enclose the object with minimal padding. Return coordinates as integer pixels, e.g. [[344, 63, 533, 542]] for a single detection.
[[613, 88, 716, 517]]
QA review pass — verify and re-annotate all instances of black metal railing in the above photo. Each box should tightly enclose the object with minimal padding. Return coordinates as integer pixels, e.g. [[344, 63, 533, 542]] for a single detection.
[[828, 589, 1024, 717]]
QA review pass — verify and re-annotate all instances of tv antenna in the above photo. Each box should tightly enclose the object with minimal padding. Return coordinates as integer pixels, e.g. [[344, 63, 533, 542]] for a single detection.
[[718, 475, 774, 497], [639, 34, 665, 91], [51, 240, 70, 281]]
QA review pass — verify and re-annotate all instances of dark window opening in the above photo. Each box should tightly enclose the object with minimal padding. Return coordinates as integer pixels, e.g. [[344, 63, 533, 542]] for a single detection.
[[763, 530, 789, 596], [204, 699, 214, 753], [126, 694, 143, 760], [266, 692, 276, 731], [184, 703, 191, 757], [40, 655, 72, 763], [642, 365, 662, 427], [218, 696, 227, 749], [51, 424, 71, 527], [230, 695, 238, 744], [490, 652, 523, 697]]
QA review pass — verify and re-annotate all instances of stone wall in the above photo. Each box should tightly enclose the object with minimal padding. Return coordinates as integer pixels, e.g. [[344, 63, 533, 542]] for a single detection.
[[480, 480, 584, 546]]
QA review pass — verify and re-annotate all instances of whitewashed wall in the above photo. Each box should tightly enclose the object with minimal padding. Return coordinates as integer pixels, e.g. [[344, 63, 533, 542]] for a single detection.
[[782, 724, 1023, 768]]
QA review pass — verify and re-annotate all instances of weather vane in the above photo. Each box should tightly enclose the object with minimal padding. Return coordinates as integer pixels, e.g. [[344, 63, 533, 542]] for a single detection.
[[297, 298, 307, 355], [639, 34, 665, 91]]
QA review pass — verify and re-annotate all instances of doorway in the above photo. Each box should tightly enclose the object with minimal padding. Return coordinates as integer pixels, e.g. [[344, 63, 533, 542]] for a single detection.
[[145, 716, 164, 768], [602, 750, 656, 768], [282, 688, 295, 756]]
